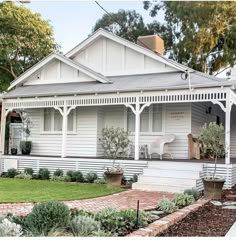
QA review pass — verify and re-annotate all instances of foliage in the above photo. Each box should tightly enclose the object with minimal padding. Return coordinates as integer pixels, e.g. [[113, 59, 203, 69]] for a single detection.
[[92, 230, 113, 237], [94, 178, 106, 184], [130, 174, 138, 183], [69, 215, 101, 236], [14, 173, 32, 180], [184, 189, 200, 200], [92, 9, 155, 43], [95, 208, 148, 236], [101, 127, 130, 159], [85, 172, 98, 183], [172, 193, 195, 208], [6, 168, 18, 178], [199, 122, 224, 178], [143, 1, 236, 74], [24, 168, 34, 176], [0, 1, 57, 91], [70, 209, 94, 219], [25, 201, 70, 236], [157, 198, 177, 213], [50, 176, 64, 182], [0, 218, 23, 237], [63, 175, 72, 182], [53, 169, 64, 177], [66, 170, 84, 182], [38, 168, 50, 180]]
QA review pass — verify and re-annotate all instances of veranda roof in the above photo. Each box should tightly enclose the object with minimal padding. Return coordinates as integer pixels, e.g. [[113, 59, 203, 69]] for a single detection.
[[3, 71, 235, 99]]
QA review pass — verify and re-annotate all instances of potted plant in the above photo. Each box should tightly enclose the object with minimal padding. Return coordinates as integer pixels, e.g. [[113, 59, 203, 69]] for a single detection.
[[11, 146, 17, 155], [20, 112, 32, 155], [199, 122, 225, 199], [101, 127, 130, 187]]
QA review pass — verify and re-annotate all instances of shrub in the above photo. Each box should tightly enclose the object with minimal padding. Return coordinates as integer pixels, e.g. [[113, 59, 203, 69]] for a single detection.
[[69, 215, 101, 236], [157, 198, 177, 213], [92, 230, 113, 237], [53, 169, 63, 177], [38, 168, 50, 180], [50, 176, 64, 182], [101, 127, 130, 158], [184, 189, 200, 200], [0, 219, 23, 237], [66, 170, 84, 182], [95, 208, 148, 236], [25, 201, 70, 236], [6, 168, 18, 178], [130, 174, 138, 183], [24, 168, 34, 176], [172, 193, 195, 208], [85, 172, 98, 183], [14, 173, 32, 180], [63, 175, 72, 182], [70, 209, 94, 219], [94, 178, 106, 184]]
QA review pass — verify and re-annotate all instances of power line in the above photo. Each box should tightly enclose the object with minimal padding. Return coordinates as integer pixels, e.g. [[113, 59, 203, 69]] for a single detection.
[[94, 1, 155, 52]]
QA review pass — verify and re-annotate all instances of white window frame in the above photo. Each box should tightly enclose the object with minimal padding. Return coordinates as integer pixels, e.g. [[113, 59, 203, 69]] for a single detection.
[[125, 104, 165, 136], [40, 108, 76, 135]]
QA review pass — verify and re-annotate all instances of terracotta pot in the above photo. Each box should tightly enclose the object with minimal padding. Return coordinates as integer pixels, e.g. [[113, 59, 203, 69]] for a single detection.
[[203, 178, 225, 200], [104, 172, 123, 187]]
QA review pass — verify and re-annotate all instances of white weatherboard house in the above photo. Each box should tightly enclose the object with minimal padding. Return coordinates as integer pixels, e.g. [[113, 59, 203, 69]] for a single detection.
[[1, 29, 236, 192]]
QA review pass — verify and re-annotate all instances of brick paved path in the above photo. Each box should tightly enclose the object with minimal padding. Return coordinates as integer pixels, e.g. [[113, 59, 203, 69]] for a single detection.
[[0, 190, 174, 216]]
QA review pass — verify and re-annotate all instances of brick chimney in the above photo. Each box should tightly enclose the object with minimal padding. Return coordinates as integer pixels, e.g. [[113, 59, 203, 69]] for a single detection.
[[137, 35, 164, 55]]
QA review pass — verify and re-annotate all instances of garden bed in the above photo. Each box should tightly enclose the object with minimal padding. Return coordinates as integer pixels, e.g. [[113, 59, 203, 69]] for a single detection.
[[158, 202, 236, 236]]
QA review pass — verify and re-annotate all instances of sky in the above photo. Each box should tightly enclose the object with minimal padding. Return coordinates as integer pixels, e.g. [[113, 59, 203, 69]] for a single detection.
[[26, 1, 164, 53]]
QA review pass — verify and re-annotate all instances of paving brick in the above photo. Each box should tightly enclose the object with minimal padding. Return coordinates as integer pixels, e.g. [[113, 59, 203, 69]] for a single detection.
[[0, 190, 174, 216]]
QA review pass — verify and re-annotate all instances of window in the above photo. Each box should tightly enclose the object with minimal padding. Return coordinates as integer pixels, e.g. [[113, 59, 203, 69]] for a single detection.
[[152, 105, 162, 132], [43, 108, 76, 132], [127, 104, 163, 133]]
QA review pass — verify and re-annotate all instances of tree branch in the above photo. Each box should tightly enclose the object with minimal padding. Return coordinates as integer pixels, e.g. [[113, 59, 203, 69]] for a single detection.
[[0, 65, 17, 78]]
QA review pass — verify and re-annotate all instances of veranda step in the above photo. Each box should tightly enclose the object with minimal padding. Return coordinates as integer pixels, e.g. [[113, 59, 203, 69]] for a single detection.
[[138, 175, 197, 186], [132, 182, 193, 193], [147, 161, 204, 171], [143, 168, 201, 178]]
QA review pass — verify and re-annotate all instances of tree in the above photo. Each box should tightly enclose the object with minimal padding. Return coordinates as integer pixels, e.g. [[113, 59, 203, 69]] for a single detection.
[[0, 1, 57, 91], [92, 9, 155, 43], [144, 1, 236, 74]]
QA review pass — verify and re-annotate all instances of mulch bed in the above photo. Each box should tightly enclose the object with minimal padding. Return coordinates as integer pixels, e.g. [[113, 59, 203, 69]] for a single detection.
[[158, 202, 236, 236]]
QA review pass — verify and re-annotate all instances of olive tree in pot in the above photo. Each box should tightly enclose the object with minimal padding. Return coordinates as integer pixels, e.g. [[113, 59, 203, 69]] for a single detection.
[[101, 127, 130, 187], [199, 122, 225, 199], [20, 112, 32, 155]]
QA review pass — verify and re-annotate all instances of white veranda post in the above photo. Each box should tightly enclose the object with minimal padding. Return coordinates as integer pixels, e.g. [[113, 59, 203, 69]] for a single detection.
[[125, 98, 151, 160], [55, 103, 76, 158], [225, 96, 232, 164], [212, 94, 232, 164]]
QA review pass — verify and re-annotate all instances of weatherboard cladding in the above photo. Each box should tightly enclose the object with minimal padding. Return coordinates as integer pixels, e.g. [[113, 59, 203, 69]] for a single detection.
[[3, 71, 233, 99]]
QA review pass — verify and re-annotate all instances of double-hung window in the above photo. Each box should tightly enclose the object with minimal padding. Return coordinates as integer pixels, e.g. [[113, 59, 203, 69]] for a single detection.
[[127, 104, 163, 133], [43, 108, 76, 133]]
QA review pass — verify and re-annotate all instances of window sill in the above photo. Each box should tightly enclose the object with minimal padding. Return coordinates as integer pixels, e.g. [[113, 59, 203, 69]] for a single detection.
[[40, 131, 77, 135]]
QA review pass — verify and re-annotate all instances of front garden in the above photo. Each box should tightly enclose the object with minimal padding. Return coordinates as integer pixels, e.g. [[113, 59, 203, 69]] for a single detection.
[[0, 167, 125, 202]]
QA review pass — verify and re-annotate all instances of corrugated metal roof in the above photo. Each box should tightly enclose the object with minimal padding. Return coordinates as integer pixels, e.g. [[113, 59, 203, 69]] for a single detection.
[[3, 71, 235, 99]]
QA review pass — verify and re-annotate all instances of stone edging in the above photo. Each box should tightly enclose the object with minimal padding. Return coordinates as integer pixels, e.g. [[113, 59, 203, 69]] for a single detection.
[[127, 198, 210, 237]]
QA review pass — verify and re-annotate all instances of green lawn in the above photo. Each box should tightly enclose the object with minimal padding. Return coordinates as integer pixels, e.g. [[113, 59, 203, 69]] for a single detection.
[[0, 178, 124, 203]]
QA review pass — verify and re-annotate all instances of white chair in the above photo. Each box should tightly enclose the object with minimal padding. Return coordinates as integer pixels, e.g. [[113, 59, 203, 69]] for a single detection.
[[149, 134, 176, 160]]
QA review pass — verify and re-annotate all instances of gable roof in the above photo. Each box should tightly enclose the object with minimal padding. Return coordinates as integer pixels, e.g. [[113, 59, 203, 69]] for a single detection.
[[65, 28, 188, 72], [8, 53, 111, 90]]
